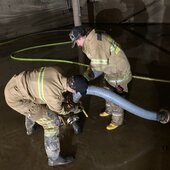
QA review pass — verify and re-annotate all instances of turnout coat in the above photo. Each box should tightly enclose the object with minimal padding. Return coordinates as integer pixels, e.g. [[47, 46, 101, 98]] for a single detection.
[[82, 29, 132, 92], [4, 66, 68, 121]]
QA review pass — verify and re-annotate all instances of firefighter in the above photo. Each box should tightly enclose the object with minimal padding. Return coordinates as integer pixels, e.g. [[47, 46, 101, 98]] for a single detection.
[[69, 26, 132, 131], [4, 66, 88, 166]]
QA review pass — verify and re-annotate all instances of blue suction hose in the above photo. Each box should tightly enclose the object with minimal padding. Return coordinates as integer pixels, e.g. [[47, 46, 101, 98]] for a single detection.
[[73, 85, 170, 124]]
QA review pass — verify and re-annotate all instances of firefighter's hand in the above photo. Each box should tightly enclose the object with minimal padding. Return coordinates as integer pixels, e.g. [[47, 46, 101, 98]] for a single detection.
[[63, 92, 82, 113], [64, 103, 82, 113], [62, 92, 75, 112], [72, 104, 82, 114], [62, 100, 82, 113], [83, 66, 94, 81], [62, 102, 75, 112], [115, 85, 124, 94]]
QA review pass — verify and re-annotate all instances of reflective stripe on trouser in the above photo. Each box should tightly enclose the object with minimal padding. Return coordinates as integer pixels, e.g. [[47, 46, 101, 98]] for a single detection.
[[104, 71, 132, 93], [36, 111, 61, 161], [103, 81, 124, 126]]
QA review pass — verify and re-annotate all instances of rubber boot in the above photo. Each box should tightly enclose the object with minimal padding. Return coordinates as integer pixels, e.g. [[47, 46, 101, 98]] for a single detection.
[[99, 111, 110, 117], [48, 155, 74, 166], [44, 135, 74, 166], [106, 123, 118, 130], [100, 101, 112, 117], [106, 111, 124, 131], [25, 116, 35, 135]]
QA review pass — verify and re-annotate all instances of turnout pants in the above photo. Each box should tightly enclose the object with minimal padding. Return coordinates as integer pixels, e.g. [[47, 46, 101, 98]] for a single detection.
[[103, 79, 127, 126], [4, 75, 61, 162]]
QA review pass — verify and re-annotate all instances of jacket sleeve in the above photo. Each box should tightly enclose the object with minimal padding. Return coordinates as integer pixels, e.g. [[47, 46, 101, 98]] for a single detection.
[[90, 50, 108, 72], [88, 40, 111, 72], [46, 95, 68, 115]]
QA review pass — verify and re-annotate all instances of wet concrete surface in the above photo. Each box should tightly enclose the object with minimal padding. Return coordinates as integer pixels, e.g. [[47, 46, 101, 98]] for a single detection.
[[0, 24, 170, 170]]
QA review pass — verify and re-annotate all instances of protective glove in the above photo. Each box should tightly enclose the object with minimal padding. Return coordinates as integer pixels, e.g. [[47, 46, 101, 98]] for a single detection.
[[83, 66, 95, 81], [62, 92, 82, 113]]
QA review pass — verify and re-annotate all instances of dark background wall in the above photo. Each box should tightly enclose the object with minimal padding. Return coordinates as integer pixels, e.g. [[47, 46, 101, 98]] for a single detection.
[[0, 0, 73, 40], [0, 0, 170, 41]]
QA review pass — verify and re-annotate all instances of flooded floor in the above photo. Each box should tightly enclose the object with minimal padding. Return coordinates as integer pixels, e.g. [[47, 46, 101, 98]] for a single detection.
[[0, 24, 170, 170]]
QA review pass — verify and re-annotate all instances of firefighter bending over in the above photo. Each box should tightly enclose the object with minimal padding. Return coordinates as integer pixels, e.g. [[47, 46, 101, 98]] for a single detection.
[[4, 66, 88, 167], [69, 26, 132, 131]]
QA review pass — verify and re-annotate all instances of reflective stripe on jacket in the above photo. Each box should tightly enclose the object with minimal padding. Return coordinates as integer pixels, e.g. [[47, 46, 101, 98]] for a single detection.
[[38, 67, 46, 102], [82, 29, 132, 90], [16, 66, 68, 115]]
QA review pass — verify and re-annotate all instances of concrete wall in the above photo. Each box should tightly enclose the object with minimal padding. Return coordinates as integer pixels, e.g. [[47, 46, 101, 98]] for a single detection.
[[0, 0, 170, 41], [85, 0, 169, 23], [0, 0, 73, 40]]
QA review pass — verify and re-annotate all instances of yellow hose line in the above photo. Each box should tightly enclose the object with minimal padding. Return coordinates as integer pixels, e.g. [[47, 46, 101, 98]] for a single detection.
[[11, 55, 88, 67], [6, 34, 170, 84], [10, 40, 89, 67], [133, 75, 170, 83], [15, 41, 72, 53]]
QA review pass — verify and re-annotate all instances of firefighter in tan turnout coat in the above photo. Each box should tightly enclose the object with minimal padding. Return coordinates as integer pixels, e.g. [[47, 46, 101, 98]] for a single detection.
[[4, 66, 89, 166], [69, 26, 132, 130]]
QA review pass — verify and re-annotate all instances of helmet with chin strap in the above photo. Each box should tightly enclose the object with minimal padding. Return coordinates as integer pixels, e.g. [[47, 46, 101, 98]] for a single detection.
[[69, 26, 87, 48]]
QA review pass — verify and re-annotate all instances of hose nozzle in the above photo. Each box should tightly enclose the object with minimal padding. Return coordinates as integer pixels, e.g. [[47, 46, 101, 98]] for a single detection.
[[159, 109, 170, 124]]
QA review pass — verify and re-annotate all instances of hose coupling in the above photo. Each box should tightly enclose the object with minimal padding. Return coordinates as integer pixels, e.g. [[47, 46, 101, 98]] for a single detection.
[[67, 115, 79, 125], [159, 109, 170, 124]]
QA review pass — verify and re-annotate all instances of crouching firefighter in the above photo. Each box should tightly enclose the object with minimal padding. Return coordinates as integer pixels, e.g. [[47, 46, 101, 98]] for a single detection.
[[4, 66, 89, 167]]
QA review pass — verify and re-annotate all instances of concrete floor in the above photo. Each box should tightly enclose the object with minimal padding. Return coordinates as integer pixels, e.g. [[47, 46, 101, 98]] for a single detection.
[[0, 24, 170, 170]]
